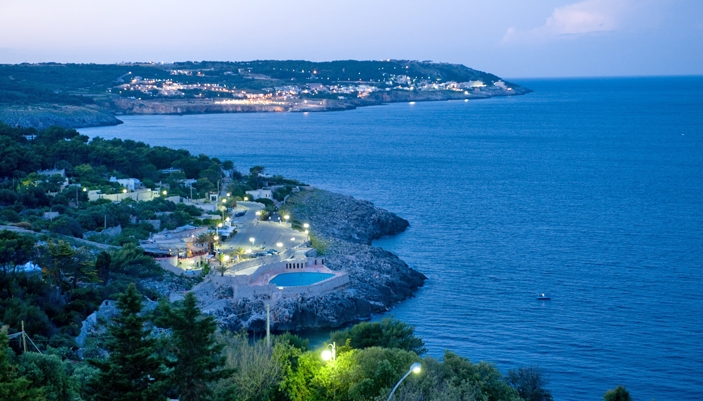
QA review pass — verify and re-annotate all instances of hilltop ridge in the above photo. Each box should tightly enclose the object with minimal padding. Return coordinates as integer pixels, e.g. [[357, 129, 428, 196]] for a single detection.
[[0, 60, 531, 128]]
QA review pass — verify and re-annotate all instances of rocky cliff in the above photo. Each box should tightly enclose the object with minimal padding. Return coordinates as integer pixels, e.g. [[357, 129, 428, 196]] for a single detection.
[[0, 105, 122, 129], [195, 189, 426, 332]]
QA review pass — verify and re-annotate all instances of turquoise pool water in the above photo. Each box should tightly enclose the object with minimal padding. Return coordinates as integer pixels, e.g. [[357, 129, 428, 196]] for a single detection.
[[269, 272, 334, 287]]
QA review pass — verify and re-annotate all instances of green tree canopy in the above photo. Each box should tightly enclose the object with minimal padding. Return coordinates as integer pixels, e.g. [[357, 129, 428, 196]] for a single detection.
[[157, 292, 230, 401], [329, 317, 426, 355], [88, 283, 165, 401], [0, 327, 44, 401]]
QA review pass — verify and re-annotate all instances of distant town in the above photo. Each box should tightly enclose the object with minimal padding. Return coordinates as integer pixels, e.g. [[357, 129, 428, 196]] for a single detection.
[[0, 60, 531, 129]]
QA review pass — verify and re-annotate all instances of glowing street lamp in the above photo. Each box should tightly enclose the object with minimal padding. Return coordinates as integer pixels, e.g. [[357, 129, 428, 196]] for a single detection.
[[243, 196, 249, 201], [249, 237, 255, 251], [387, 363, 422, 401], [162, 190, 168, 196], [284, 215, 290, 225], [321, 342, 336, 361], [276, 242, 283, 247]]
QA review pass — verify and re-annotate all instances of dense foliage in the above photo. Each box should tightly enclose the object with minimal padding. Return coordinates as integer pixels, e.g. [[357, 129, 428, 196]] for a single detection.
[[0, 122, 231, 244], [3, 284, 556, 401]]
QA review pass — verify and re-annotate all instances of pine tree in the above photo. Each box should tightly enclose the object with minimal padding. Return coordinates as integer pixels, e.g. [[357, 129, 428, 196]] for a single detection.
[[88, 283, 165, 401], [95, 251, 111, 284], [160, 292, 230, 401], [0, 328, 44, 401]]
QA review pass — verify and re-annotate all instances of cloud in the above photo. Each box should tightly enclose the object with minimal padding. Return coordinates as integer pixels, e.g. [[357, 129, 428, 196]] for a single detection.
[[504, 0, 632, 42]]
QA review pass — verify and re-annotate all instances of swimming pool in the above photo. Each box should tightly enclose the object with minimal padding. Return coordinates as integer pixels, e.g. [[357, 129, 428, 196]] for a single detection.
[[269, 272, 334, 287]]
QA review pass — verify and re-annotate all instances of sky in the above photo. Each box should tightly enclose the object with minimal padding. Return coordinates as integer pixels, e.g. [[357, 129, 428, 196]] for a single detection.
[[1, 0, 702, 77]]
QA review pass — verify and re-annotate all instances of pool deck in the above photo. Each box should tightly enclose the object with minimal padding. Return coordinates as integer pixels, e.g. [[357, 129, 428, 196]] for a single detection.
[[250, 264, 339, 286]]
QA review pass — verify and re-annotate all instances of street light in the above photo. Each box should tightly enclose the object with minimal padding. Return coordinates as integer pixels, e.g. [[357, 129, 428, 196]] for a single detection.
[[162, 190, 168, 196], [321, 342, 336, 361], [249, 237, 255, 251], [284, 215, 290, 225], [276, 242, 283, 247], [243, 196, 249, 201], [387, 363, 422, 401]]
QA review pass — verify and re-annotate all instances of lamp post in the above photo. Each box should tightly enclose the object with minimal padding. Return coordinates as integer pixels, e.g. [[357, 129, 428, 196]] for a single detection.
[[387, 363, 421, 401], [249, 237, 255, 252], [284, 214, 290, 226], [321, 342, 336, 362]]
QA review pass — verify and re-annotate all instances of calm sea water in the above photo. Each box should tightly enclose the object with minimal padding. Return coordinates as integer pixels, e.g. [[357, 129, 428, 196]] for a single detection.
[[81, 77, 703, 401]]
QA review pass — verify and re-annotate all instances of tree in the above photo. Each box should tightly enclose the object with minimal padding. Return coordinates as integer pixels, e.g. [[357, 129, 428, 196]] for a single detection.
[[604, 385, 632, 401], [109, 243, 160, 277], [506, 367, 553, 401], [0, 327, 44, 401], [95, 251, 111, 284], [235, 247, 246, 262], [215, 254, 229, 277], [42, 241, 96, 292], [158, 293, 229, 401], [18, 352, 76, 401], [0, 230, 35, 297], [329, 317, 426, 355], [194, 233, 216, 254], [222, 160, 234, 171], [88, 283, 165, 401]]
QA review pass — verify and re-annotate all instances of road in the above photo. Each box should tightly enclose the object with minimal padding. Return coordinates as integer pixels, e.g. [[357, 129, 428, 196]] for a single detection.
[[219, 201, 308, 254]]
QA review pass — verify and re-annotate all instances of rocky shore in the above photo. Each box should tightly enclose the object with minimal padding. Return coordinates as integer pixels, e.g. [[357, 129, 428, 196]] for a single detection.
[[194, 189, 426, 332], [0, 86, 530, 129], [0, 105, 122, 129]]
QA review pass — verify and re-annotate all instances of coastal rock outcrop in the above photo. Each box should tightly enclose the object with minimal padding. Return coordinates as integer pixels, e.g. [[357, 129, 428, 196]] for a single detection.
[[195, 189, 426, 332], [0, 105, 122, 129]]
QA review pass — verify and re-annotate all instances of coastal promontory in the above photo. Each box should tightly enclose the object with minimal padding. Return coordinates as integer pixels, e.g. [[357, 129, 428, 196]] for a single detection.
[[0, 60, 531, 129]]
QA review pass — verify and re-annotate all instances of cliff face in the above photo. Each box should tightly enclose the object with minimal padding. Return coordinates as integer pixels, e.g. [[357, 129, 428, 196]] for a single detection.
[[198, 189, 426, 332], [0, 105, 122, 129]]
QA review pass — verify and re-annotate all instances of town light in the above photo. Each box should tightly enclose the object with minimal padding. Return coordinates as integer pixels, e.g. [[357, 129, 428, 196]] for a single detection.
[[276, 242, 283, 247], [222, 198, 227, 203], [122, 189, 127, 193], [162, 190, 168, 195], [303, 223, 309, 229], [243, 196, 248, 201]]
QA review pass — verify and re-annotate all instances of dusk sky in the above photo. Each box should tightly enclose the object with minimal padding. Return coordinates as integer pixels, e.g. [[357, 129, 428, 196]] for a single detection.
[[1, 0, 702, 77]]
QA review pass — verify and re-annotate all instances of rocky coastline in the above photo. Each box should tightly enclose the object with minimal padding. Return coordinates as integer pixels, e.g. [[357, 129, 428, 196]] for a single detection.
[[1, 86, 530, 130], [194, 189, 426, 332], [0, 105, 122, 130]]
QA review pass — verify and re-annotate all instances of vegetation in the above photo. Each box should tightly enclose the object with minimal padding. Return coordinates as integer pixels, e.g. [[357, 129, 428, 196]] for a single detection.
[[604, 385, 632, 401], [0, 60, 508, 107]]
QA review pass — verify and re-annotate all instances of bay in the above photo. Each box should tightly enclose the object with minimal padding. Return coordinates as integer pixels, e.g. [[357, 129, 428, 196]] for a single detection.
[[81, 77, 703, 401]]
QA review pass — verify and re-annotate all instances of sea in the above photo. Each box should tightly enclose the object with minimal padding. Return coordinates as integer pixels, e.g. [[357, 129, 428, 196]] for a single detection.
[[80, 77, 703, 401]]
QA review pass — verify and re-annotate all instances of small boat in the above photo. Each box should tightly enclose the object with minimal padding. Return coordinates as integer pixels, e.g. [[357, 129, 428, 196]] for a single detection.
[[536, 293, 551, 300]]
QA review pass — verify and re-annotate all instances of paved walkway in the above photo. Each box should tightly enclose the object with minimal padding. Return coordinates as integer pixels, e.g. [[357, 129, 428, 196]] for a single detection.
[[220, 202, 308, 254]]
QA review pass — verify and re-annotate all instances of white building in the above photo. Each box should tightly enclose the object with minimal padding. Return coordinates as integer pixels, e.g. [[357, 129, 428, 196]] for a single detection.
[[245, 189, 273, 200], [109, 176, 143, 192]]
